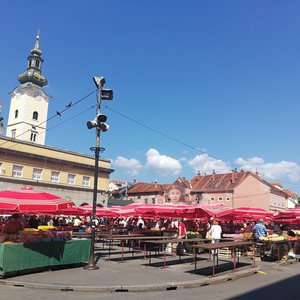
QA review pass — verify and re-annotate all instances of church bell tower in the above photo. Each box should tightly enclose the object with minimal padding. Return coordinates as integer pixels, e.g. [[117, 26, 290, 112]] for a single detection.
[[6, 31, 51, 145]]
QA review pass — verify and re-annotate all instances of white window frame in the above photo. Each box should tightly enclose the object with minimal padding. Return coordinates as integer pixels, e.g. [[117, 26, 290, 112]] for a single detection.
[[82, 176, 90, 187], [218, 196, 223, 201], [210, 197, 215, 201], [32, 168, 42, 180], [67, 174, 76, 185], [12, 165, 23, 178], [51, 171, 60, 183], [11, 129, 16, 138]]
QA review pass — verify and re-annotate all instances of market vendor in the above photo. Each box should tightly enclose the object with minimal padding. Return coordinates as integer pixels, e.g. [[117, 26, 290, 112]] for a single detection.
[[2, 213, 23, 241]]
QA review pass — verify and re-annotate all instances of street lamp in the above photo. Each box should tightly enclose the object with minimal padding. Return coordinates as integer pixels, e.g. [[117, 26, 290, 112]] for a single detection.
[[84, 76, 113, 270]]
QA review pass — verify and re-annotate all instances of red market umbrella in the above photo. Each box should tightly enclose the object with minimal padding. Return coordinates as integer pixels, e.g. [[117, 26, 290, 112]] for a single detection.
[[196, 204, 234, 218], [216, 206, 273, 221], [79, 205, 119, 218], [58, 206, 88, 216], [275, 207, 300, 219], [0, 188, 73, 214]]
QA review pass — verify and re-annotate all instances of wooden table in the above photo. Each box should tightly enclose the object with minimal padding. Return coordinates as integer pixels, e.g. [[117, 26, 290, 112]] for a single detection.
[[102, 235, 172, 262], [145, 238, 207, 268], [192, 241, 255, 277]]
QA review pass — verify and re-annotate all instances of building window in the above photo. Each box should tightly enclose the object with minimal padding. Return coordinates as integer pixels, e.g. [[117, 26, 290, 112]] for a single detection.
[[67, 174, 76, 185], [82, 176, 90, 187], [32, 168, 42, 181], [11, 129, 16, 138], [210, 197, 215, 201], [15, 110, 18, 118], [226, 197, 230, 201], [12, 165, 23, 178], [30, 132, 36, 142], [218, 197, 223, 201], [32, 111, 38, 120], [145, 199, 148, 204], [137, 196, 141, 199], [152, 198, 155, 204], [51, 171, 60, 183]]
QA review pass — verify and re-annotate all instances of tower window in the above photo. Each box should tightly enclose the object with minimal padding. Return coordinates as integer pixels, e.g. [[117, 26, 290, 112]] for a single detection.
[[33, 111, 38, 120], [30, 133, 36, 142], [15, 110, 18, 118], [35, 60, 40, 68]]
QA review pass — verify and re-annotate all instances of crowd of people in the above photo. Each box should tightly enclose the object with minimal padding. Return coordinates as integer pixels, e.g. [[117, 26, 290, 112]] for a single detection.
[[0, 214, 299, 251]]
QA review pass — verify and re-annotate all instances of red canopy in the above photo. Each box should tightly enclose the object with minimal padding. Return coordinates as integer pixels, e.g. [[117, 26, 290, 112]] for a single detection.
[[79, 205, 119, 218], [112, 203, 210, 219], [273, 207, 300, 223], [0, 188, 73, 214], [217, 206, 274, 221]]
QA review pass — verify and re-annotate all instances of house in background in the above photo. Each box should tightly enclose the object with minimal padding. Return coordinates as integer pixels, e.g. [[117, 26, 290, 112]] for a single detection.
[[127, 181, 170, 204], [0, 136, 113, 207], [191, 170, 289, 212], [125, 170, 290, 212], [271, 182, 298, 209]]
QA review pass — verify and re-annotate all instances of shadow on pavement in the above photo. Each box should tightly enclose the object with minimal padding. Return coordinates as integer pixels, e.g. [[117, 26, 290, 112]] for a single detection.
[[229, 274, 300, 300]]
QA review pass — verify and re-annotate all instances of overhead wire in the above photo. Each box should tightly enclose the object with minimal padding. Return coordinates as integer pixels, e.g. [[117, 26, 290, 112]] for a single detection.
[[0, 90, 96, 148], [104, 105, 221, 161], [1, 90, 300, 194]]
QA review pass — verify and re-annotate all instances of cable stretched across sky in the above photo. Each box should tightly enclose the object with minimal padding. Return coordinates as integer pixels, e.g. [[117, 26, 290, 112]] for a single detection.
[[104, 104, 221, 161]]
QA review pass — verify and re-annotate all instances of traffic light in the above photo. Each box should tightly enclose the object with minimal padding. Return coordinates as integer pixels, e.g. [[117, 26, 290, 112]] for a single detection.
[[86, 114, 109, 131]]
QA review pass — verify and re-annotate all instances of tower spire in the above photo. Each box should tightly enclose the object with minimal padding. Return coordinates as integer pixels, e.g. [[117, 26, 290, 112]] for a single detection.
[[18, 30, 47, 87], [32, 30, 41, 55]]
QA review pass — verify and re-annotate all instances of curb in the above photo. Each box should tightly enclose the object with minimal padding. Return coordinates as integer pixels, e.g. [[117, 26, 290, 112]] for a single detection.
[[0, 267, 260, 293]]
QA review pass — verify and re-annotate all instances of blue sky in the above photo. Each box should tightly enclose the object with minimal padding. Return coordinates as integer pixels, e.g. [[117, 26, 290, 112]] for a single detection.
[[1, 1, 300, 192]]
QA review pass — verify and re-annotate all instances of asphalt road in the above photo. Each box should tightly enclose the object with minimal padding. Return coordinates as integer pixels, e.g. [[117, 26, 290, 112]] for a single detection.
[[0, 261, 298, 300]]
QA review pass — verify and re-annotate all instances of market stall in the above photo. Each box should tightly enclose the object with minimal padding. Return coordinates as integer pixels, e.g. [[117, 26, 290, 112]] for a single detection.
[[0, 239, 90, 278], [0, 188, 91, 278]]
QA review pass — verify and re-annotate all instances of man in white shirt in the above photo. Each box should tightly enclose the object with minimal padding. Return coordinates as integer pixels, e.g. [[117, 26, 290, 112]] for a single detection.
[[208, 219, 222, 255]]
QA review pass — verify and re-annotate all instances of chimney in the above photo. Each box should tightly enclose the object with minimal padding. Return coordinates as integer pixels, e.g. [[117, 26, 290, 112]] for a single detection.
[[212, 170, 215, 181], [231, 170, 235, 184], [133, 178, 137, 185]]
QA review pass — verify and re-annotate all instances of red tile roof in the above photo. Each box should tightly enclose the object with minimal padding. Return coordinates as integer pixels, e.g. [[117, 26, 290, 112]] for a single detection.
[[127, 182, 165, 194], [126, 172, 289, 198]]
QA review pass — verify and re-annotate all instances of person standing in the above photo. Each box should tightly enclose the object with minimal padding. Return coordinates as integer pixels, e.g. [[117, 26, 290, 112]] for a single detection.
[[3, 214, 23, 241], [177, 218, 187, 254], [208, 219, 222, 255], [28, 215, 39, 229], [137, 216, 145, 230], [253, 219, 267, 240]]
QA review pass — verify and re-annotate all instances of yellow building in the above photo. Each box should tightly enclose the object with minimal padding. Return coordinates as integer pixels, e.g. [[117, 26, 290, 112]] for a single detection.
[[0, 136, 113, 207]]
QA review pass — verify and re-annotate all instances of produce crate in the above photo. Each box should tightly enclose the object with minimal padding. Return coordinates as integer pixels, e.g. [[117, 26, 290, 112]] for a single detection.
[[218, 248, 232, 258], [270, 243, 287, 260]]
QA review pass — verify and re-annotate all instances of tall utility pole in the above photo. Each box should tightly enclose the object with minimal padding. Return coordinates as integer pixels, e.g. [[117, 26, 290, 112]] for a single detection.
[[84, 76, 113, 270]]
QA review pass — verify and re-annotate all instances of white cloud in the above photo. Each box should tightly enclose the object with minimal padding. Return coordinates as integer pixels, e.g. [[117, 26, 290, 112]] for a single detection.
[[235, 157, 300, 182], [187, 154, 231, 174], [145, 148, 182, 177], [112, 156, 142, 177]]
